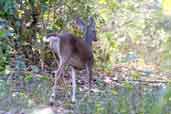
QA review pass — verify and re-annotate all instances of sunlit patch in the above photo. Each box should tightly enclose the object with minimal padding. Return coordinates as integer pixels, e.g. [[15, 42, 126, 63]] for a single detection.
[[162, 0, 171, 15], [31, 107, 54, 114], [43, 36, 48, 42], [104, 76, 112, 84]]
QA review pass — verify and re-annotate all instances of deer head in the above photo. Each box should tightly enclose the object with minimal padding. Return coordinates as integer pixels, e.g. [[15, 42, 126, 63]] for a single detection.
[[75, 16, 97, 45]]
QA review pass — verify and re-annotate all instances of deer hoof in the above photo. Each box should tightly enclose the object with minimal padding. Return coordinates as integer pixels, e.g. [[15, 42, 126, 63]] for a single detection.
[[49, 92, 56, 106], [52, 70, 58, 76], [49, 97, 55, 106], [49, 101, 54, 106], [71, 97, 76, 103]]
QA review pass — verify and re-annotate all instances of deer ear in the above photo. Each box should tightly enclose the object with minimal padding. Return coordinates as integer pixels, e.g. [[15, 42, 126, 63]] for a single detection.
[[75, 17, 86, 32], [88, 16, 96, 28]]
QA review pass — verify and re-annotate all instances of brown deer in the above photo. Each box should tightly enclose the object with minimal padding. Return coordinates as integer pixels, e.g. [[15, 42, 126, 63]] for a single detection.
[[46, 16, 97, 105]]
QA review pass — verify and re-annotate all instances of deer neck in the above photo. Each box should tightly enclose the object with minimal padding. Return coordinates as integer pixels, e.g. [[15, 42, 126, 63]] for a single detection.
[[84, 31, 92, 47]]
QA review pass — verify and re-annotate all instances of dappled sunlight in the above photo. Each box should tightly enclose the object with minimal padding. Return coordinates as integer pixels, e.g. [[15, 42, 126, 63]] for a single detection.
[[162, 0, 171, 15], [31, 107, 54, 114]]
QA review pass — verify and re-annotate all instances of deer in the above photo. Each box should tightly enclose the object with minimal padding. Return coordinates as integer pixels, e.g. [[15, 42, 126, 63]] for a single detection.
[[45, 16, 97, 105]]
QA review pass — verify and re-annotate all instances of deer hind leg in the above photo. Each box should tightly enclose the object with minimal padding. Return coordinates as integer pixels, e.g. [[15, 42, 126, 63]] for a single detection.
[[49, 55, 71, 105], [49, 61, 65, 105], [71, 67, 76, 102]]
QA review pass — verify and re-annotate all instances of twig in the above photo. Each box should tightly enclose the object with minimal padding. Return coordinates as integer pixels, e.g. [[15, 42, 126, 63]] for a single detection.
[[112, 79, 170, 84], [6, 70, 171, 84]]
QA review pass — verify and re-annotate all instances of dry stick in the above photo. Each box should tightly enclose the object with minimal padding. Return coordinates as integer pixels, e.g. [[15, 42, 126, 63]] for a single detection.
[[112, 79, 170, 84], [53, 2, 56, 23], [47, 3, 51, 24], [9, 70, 170, 84], [40, 6, 47, 71], [52, 52, 59, 67]]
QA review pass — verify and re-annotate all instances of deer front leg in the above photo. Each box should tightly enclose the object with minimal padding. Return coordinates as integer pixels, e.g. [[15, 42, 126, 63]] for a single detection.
[[71, 67, 76, 102], [86, 62, 92, 90]]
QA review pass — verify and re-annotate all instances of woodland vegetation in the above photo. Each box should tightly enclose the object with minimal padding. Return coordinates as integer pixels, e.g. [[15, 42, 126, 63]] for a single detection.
[[0, 0, 171, 114]]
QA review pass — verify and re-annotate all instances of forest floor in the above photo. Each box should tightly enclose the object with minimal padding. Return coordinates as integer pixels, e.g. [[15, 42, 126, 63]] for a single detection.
[[0, 64, 171, 114]]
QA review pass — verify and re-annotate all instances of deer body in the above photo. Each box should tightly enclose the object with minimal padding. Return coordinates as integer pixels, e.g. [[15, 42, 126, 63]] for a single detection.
[[48, 32, 94, 67], [46, 16, 96, 104]]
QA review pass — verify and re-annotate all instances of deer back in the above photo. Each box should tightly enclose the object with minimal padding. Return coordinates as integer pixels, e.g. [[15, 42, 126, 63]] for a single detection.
[[59, 33, 93, 69]]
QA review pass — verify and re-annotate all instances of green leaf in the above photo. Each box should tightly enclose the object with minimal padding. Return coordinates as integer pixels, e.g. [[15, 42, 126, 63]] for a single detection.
[[0, 31, 6, 37], [39, 76, 49, 81], [25, 74, 33, 82], [123, 81, 133, 91], [131, 71, 141, 80]]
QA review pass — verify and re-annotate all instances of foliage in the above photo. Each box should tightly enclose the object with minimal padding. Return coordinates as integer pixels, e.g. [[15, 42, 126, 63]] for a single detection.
[[73, 84, 171, 114], [0, 74, 51, 111], [0, 20, 13, 71], [92, 0, 171, 72]]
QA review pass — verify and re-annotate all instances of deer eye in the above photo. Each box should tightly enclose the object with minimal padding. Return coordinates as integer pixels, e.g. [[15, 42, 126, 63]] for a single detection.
[[92, 30, 96, 33]]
